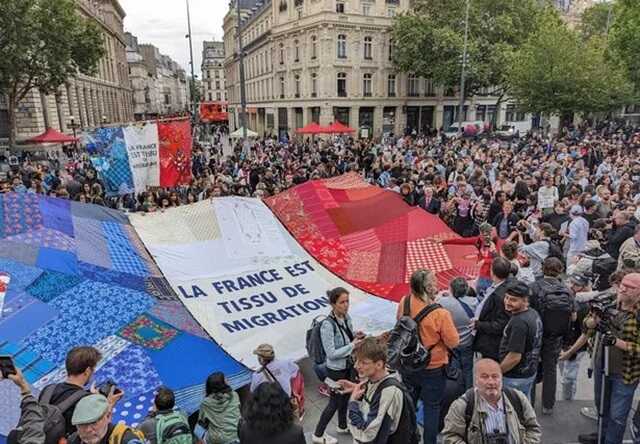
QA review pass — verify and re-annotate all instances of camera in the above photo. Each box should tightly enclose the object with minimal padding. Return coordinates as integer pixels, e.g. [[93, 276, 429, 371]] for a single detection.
[[98, 379, 122, 397], [485, 431, 509, 444], [588, 294, 620, 341]]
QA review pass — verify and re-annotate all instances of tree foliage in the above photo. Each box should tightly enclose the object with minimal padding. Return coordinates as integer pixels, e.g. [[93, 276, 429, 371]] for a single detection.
[[390, 0, 541, 98], [507, 7, 635, 116], [580, 2, 612, 40], [609, 0, 640, 87], [0, 0, 105, 148]]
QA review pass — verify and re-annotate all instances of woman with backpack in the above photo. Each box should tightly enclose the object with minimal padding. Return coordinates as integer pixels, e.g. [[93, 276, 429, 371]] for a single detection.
[[238, 382, 305, 444], [312, 287, 365, 444], [397, 269, 460, 444], [198, 372, 241, 444]]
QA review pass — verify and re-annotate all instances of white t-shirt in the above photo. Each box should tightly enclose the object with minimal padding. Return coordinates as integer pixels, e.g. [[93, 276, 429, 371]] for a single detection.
[[250, 359, 299, 396], [537, 186, 559, 210]]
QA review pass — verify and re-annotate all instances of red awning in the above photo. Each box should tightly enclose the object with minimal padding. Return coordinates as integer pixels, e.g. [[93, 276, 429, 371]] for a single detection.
[[26, 128, 78, 144], [296, 122, 325, 134], [325, 121, 355, 134]]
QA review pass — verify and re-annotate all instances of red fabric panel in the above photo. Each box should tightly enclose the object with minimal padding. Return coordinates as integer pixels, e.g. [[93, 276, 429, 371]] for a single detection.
[[158, 120, 192, 186], [346, 250, 380, 282], [405, 238, 453, 282], [327, 192, 410, 235], [377, 242, 407, 283], [340, 229, 382, 252], [345, 187, 384, 201], [374, 214, 409, 244]]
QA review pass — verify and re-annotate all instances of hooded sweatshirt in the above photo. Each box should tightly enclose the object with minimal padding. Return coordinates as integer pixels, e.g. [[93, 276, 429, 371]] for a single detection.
[[198, 391, 241, 444]]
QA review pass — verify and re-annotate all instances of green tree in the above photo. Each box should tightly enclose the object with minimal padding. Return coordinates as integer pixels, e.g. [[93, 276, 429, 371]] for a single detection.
[[391, 0, 541, 122], [580, 2, 613, 40], [0, 0, 105, 149], [610, 0, 640, 87], [507, 8, 635, 117]]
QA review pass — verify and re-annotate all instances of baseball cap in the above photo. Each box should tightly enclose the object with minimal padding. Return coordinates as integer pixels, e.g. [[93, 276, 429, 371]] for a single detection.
[[71, 394, 109, 426], [253, 343, 275, 360], [506, 281, 530, 299]]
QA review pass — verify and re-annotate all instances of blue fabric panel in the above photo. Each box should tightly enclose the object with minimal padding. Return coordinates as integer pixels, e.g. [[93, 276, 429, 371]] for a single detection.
[[78, 262, 147, 292], [0, 240, 44, 266], [39, 197, 73, 237], [21, 281, 153, 365], [0, 433, 7, 444], [69, 201, 129, 224], [0, 381, 20, 435], [94, 344, 162, 398], [26, 271, 84, 303], [112, 390, 155, 427], [73, 217, 113, 269], [102, 222, 148, 277], [0, 341, 56, 384], [0, 297, 59, 343], [36, 247, 78, 275], [2, 193, 44, 237], [0, 258, 42, 291], [148, 332, 249, 391], [85, 127, 134, 196]]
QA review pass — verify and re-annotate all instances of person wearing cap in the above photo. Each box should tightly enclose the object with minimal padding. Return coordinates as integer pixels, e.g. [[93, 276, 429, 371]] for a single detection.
[[498, 281, 543, 401], [250, 343, 299, 397], [68, 394, 145, 444], [565, 204, 589, 268], [576, 272, 640, 444]]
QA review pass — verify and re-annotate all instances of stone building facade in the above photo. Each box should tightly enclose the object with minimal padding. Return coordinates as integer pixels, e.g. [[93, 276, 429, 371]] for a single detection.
[[201, 41, 227, 103], [222, 0, 534, 139], [0, 0, 134, 144], [126, 33, 189, 120]]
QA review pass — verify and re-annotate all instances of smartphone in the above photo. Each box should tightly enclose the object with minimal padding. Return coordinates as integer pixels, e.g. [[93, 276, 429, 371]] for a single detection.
[[324, 378, 342, 392], [98, 379, 123, 397], [0, 355, 17, 378]]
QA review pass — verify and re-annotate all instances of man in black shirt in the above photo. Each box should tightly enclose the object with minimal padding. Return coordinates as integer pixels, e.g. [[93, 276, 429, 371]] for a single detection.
[[499, 281, 543, 402], [39, 346, 103, 437]]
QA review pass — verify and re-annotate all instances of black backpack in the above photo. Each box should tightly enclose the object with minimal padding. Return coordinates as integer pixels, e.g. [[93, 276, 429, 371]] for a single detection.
[[591, 254, 617, 291], [37, 384, 88, 444], [368, 377, 420, 444], [463, 388, 525, 441], [536, 280, 573, 337], [387, 297, 441, 374], [544, 239, 564, 261]]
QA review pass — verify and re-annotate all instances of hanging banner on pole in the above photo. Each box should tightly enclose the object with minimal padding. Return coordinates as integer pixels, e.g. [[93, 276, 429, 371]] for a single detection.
[[158, 120, 192, 187], [83, 127, 135, 196]]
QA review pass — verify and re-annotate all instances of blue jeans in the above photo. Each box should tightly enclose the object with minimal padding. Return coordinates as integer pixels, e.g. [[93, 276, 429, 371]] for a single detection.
[[475, 277, 493, 301], [503, 374, 536, 402], [404, 367, 446, 444], [458, 345, 475, 391], [596, 372, 639, 444], [558, 352, 584, 400]]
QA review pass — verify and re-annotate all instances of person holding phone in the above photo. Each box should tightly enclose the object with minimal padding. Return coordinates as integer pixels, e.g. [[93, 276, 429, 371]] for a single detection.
[[1, 365, 46, 444]]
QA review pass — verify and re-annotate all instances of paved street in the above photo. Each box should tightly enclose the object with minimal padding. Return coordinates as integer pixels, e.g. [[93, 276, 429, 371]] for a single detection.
[[296, 357, 637, 444]]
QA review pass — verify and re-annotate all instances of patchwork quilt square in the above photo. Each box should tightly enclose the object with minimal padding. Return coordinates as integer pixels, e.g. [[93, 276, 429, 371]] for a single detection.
[[405, 238, 453, 282], [26, 270, 84, 303], [118, 314, 178, 350], [73, 216, 113, 269], [2, 193, 44, 237], [39, 197, 73, 237], [102, 221, 149, 277], [36, 247, 78, 275], [346, 250, 380, 282], [0, 240, 39, 266]]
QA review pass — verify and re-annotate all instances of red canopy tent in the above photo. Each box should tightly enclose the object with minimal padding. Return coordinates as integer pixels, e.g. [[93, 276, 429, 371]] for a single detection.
[[296, 122, 325, 134], [325, 121, 355, 134], [26, 128, 78, 144]]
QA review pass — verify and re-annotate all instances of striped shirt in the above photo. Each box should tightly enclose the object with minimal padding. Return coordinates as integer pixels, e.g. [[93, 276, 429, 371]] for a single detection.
[[477, 393, 511, 443]]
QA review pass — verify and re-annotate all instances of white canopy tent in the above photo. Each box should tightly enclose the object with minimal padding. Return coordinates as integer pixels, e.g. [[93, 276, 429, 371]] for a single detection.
[[229, 127, 258, 139]]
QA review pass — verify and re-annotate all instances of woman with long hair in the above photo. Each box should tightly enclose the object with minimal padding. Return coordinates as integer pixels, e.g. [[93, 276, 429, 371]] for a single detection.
[[239, 382, 305, 444], [398, 269, 459, 444], [198, 372, 241, 444], [312, 287, 364, 444]]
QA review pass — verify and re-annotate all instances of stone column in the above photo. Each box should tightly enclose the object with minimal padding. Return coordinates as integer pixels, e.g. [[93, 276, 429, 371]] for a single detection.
[[373, 105, 383, 137], [435, 103, 444, 130]]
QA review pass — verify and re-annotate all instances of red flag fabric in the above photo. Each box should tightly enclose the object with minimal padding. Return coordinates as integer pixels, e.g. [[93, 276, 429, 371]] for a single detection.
[[265, 173, 479, 302], [158, 120, 192, 187]]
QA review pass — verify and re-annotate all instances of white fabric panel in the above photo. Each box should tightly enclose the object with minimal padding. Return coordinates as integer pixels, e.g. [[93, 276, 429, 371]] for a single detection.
[[123, 123, 160, 193]]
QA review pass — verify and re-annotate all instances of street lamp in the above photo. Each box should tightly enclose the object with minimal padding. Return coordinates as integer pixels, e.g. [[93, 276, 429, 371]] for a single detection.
[[457, 0, 471, 137], [236, 0, 248, 148], [101, 115, 108, 126], [68, 116, 80, 150], [185, 0, 198, 120]]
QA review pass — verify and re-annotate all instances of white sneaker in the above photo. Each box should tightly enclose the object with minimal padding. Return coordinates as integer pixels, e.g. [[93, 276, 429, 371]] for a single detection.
[[580, 407, 598, 421], [311, 433, 338, 444], [336, 426, 350, 434]]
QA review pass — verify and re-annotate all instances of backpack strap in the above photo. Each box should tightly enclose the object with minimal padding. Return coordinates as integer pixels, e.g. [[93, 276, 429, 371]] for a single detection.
[[414, 303, 442, 324], [403, 296, 412, 317], [39, 384, 57, 405], [463, 389, 475, 442], [503, 388, 525, 426], [56, 389, 88, 416]]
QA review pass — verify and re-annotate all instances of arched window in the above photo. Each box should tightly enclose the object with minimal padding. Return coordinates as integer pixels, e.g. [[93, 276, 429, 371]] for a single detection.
[[294, 40, 300, 62], [363, 73, 372, 97], [311, 72, 318, 97], [337, 72, 347, 97], [295, 74, 301, 97], [279, 43, 285, 65], [311, 35, 317, 59], [364, 36, 372, 60]]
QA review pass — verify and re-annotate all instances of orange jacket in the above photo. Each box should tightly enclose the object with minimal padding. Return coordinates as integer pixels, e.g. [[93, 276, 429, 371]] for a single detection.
[[396, 295, 460, 369]]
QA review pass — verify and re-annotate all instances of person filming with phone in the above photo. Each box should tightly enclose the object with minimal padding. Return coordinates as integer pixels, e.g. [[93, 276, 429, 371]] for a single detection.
[[0, 362, 45, 444]]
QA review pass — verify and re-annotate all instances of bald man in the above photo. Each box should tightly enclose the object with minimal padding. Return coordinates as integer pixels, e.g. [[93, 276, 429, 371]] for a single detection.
[[441, 359, 541, 444]]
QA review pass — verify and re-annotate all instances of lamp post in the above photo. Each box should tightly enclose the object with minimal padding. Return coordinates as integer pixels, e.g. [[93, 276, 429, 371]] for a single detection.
[[185, 0, 198, 121], [457, 0, 471, 137], [68, 116, 80, 151], [237, 0, 248, 148]]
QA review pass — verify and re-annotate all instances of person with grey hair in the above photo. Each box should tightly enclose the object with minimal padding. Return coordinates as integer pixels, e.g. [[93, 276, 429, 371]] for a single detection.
[[438, 278, 479, 390]]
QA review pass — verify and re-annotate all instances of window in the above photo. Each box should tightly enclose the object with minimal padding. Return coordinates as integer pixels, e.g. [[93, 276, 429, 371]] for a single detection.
[[311, 35, 317, 59], [506, 105, 526, 122], [208, 93, 212, 101], [388, 38, 394, 61], [216, 81, 220, 90], [296, 6, 303, 19], [364, 36, 372, 60], [363, 73, 372, 97], [295, 74, 301, 97], [387, 7, 396, 17], [311, 72, 318, 97], [424, 78, 435, 96], [294, 40, 300, 62], [216, 92, 221, 101], [336, 1, 345, 13], [337, 72, 347, 97], [362, 1, 371, 15], [279, 76, 285, 98], [337, 34, 347, 59], [279, 43, 285, 65], [408, 75, 419, 97], [388, 74, 396, 97]]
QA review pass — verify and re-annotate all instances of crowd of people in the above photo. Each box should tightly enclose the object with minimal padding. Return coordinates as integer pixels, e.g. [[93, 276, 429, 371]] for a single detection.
[[3, 120, 640, 444]]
